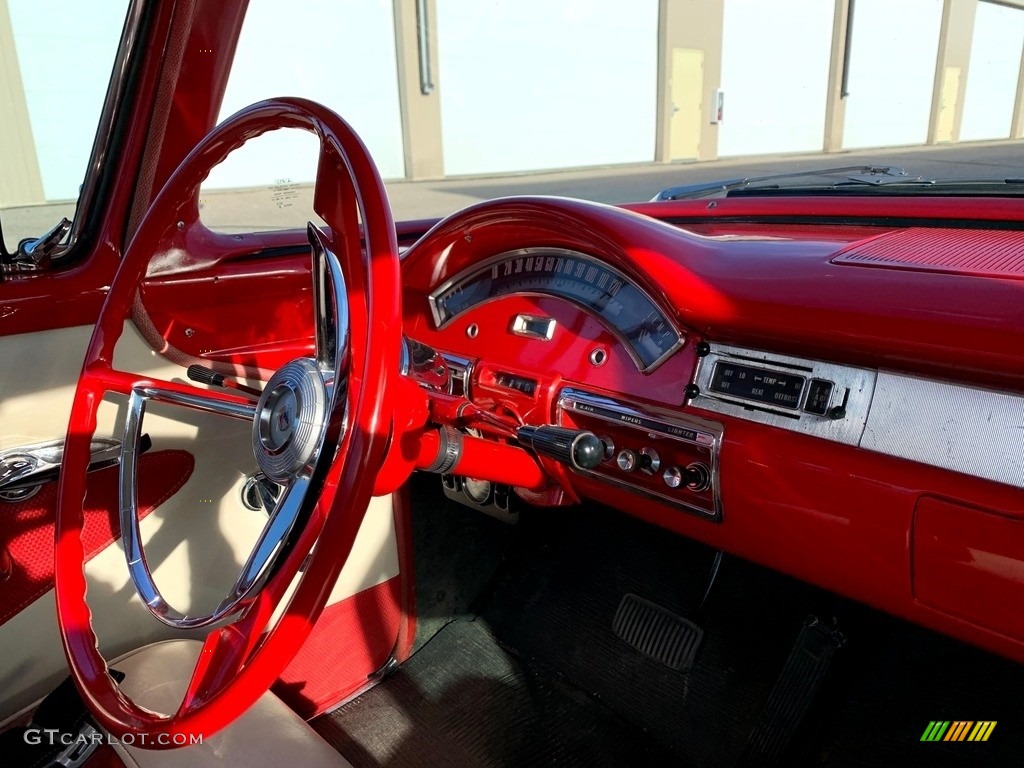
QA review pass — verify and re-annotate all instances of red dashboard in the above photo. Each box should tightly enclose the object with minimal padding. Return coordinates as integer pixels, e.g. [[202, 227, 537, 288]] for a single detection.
[[136, 194, 1024, 668], [397, 196, 1024, 666]]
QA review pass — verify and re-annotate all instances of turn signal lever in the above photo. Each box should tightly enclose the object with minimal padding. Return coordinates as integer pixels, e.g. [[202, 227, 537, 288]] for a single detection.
[[516, 425, 604, 470], [187, 364, 263, 398]]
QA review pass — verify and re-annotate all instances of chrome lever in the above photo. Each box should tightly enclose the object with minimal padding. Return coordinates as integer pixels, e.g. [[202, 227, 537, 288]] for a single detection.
[[1, 217, 72, 277], [0, 435, 151, 500]]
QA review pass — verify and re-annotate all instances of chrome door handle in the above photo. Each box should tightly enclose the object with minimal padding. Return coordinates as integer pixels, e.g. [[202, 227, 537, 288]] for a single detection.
[[0, 435, 151, 499]]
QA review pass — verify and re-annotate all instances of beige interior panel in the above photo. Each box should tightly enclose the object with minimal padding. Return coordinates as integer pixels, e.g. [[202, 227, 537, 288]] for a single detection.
[[0, 324, 91, 451], [0, 323, 400, 718]]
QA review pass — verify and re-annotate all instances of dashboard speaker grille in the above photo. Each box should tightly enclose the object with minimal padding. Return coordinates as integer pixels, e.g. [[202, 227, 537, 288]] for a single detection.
[[832, 227, 1024, 278], [612, 594, 703, 672]]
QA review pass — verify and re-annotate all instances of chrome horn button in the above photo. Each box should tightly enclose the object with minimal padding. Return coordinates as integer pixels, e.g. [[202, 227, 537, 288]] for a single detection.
[[252, 357, 327, 483]]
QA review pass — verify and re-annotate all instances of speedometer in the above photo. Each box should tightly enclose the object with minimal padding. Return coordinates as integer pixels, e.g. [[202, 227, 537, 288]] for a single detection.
[[428, 248, 684, 371]]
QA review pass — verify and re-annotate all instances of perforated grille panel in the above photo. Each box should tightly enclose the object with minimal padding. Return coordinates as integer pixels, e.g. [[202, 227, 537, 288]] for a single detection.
[[833, 228, 1024, 278]]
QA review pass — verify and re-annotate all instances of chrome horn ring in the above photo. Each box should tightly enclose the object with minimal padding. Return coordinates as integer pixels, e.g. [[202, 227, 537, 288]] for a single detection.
[[118, 224, 349, 629]]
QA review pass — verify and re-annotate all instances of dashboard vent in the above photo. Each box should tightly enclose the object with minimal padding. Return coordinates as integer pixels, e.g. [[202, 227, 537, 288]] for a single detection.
[[832, 228, 1024, 278]]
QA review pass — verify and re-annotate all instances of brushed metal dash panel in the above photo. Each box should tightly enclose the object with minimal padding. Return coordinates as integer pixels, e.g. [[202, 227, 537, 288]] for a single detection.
[[862, 372, 1024, 489]]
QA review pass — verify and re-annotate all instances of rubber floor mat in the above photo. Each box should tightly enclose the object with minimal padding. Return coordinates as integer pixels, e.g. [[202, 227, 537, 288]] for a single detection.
[[311, 620, 683, 768]]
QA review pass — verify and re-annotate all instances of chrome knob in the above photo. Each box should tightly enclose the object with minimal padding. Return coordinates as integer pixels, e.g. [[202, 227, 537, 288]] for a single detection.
[[663, 466, 683, 488], [616, 449, 638, 472]]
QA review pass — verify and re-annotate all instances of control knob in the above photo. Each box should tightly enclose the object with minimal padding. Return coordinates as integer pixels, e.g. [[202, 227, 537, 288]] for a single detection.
[[616, 449, 638, 472]]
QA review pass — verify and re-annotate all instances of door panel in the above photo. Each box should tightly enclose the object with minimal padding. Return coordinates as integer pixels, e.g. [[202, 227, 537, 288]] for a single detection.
[[0, 322, 400, 718], [0, 449, 193, 627]]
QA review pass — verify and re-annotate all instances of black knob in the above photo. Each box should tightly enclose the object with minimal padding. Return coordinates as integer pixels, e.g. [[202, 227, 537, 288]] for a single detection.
[[695, 341, 711, 357], [187, 364, 226, 388], [828, 406, 846, 421], [517, 425, 604, 470], [684, 384, 701, 401]]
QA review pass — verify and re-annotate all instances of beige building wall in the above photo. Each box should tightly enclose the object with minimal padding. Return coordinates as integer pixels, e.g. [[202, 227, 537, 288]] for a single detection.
[[0, 0, 43, 207], [928, 0, 979, 143]]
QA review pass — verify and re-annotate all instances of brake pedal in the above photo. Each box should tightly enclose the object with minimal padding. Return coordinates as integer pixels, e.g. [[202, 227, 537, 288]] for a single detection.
[[613, 593, 703, 672]]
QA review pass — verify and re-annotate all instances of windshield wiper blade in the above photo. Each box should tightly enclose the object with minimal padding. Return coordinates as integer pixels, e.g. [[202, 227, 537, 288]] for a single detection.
[[654, 166, 919, 201]]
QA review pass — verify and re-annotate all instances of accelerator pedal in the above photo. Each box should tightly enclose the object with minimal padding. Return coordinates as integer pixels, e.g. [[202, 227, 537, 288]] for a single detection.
[[612, 593, 703, 673], [737, 615, 845, 767]]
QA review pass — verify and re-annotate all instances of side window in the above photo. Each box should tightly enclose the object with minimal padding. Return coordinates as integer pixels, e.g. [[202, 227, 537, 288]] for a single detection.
[[0, 1, 129, 253], [199, 0, 404, 233]]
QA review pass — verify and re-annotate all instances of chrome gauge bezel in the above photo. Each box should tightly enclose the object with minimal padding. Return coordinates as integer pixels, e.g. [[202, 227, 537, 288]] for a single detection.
[[428, 248, 685, 373]]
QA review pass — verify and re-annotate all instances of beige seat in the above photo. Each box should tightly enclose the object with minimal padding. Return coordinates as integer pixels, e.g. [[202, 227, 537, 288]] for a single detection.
[[110, 640, 351, 768]]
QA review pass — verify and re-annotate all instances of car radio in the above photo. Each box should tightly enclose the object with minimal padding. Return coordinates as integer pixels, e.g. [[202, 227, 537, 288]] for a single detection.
[[691, 343, 876, 446]]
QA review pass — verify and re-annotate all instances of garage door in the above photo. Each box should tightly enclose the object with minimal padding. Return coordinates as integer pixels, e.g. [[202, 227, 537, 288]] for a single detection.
[[843, 0, 942, 149], [960, 2, 1024, 142], [437, 0, 658, 176], [718, 0, 833, 157], [208, 0, 406, 187]]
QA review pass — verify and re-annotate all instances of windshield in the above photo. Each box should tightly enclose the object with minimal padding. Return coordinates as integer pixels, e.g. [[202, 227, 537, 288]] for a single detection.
[[8, 0, 1024, 242], [0, 1, 130, 255], [189, 0, 1024, 229]]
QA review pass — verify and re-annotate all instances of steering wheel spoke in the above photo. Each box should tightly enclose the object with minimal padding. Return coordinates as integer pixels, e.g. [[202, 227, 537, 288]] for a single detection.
[[85, 366, 257, 421], [178, 625, 252, 715], [310, 223, 349, 388], [229, 475, 309, 607]]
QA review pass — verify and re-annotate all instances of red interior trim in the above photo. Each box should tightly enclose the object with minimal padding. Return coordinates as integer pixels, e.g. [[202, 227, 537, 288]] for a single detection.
[[0, 450, 193, 627], [273, 576, 401, 720], [833, 226, 1024, 277]]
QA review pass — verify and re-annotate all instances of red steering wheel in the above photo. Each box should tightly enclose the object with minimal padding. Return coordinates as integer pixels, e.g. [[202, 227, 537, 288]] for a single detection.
[[54, 98, 402, 744]]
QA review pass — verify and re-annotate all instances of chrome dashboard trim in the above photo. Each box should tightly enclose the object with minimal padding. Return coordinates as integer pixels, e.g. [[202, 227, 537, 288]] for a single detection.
[[440, 353, 473, 397], [427, 248, 685, 373], [691, 344, 876, 447], [511, 313, 557, 341], [691, 344, 1024, 490], [862, 371, 1024, 489], [558, 388, 723, 521]]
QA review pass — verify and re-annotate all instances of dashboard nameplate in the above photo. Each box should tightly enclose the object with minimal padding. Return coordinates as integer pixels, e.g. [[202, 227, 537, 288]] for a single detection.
[[570, 399, 709, 445]]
